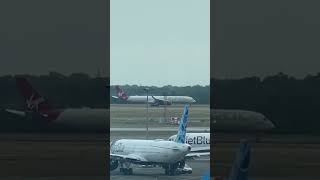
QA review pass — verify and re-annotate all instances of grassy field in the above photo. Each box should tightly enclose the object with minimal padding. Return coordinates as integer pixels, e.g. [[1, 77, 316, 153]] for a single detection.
[[110, 104, 210, 128]]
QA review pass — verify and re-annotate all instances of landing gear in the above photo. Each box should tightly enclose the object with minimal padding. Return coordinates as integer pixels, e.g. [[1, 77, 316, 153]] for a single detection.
[[120, 168, 133, 175], [164, 166, 169, 175], [163, 163, 178, 176], [178, 160, 185, 168], [119, 161, 133, 175]]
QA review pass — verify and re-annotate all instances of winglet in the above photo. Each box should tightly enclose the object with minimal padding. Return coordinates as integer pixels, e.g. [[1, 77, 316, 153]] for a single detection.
[[175, 105, 189, 144], [229, 139, 251, 180]]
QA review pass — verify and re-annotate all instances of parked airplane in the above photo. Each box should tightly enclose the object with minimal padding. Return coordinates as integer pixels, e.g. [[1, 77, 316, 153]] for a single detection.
[[110, 105, 204, 176], [5, 77, 108, 131], [112, 86, 196, 106]]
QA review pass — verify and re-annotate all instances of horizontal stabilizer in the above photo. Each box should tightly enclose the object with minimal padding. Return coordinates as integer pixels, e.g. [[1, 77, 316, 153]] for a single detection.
[[110, 153, 147, 162], [5, 109, 26, 117]]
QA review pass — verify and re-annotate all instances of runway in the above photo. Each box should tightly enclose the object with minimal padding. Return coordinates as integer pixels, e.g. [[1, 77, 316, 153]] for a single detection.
[[110, 159, 210, 180], [110, 104, 210, 128]]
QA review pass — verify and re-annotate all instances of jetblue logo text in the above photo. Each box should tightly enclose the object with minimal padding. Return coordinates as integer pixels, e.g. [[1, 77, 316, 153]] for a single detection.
[[186, 136, 210, 145], [168, 136, 210, 145]]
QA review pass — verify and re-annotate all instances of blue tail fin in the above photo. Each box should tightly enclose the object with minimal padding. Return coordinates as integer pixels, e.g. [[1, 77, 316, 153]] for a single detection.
[[175, 105, 189, 144], [229, 139, 251, 180]]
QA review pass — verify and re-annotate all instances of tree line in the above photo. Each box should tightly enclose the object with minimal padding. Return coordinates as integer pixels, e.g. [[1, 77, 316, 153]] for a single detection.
[[212, 72, 320, 133], [1, 72, 320, 133]]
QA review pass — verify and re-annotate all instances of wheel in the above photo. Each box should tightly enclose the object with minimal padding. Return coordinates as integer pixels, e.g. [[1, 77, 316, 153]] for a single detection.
[[178, 160, 185, 168], [169, 164, 176, 176], [165, 168, 169, 175], [128, 168, 133, 175], [169, 168, 175, 176], [163, 164, 170, 175], [123, 169, 128, 175]]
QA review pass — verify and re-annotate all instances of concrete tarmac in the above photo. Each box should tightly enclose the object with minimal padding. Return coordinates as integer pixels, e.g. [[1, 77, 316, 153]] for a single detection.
[[110, 127, 210, 132], [110, 160, 210, 180], [110, 104, 210, 128]]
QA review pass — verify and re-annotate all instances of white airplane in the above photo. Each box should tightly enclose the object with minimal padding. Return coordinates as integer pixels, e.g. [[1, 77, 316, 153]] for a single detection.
[[212, 109, 275, 132], [112, 86, 196, 106], [5, 77, 108, 131], [110, 105, 205, 176]]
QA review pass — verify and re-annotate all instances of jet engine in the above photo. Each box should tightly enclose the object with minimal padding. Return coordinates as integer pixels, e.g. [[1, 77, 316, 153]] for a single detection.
[[110, 159, 119, 171]]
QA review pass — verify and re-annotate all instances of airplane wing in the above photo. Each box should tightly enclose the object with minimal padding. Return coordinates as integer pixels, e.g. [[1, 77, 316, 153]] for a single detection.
[[110, 153, 148, 163], [5, 109, 26, 117], [186, 152, 210, 159], [151, 96, 171, 106], [190, 146, 210, 153]]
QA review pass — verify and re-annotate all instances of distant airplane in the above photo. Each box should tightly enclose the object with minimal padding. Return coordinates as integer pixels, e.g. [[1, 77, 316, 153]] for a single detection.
[[5, 77, 108, 132], [211, 109, 275, 132], [110, 105, 206, 176], [111, 85, 196, 106]]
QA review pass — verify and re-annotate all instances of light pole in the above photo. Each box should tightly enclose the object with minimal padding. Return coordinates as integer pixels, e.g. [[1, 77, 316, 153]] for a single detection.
[[144, 87, 150, 139]]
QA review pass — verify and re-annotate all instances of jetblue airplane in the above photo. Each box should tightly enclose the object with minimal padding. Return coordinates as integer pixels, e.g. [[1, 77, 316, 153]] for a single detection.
[[112, 86, 196, 106], [110, 105, 206, 176]]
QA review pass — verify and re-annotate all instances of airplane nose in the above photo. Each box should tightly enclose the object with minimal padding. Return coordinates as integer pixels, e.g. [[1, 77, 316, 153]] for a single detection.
[[266, 120, 275, 130]]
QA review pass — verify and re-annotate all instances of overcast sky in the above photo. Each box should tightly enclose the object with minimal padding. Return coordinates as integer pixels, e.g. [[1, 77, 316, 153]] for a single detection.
[[110, 0, 210, 86], [2, 1, 318, 82], [0, 0, 107, 77], [213, 0, 320, 79]]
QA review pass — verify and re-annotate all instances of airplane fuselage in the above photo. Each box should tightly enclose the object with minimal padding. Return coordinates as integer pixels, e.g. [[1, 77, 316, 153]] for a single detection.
[[126, 96, 196, 104], [111, 139, 190, 164], [41, 108, 109, 131], [211, 109, 275, 132]]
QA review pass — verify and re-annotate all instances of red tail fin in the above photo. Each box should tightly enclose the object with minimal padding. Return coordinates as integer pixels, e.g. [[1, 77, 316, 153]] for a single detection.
[[115, 86, 129, 100], [15, 77, 53, 113]]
